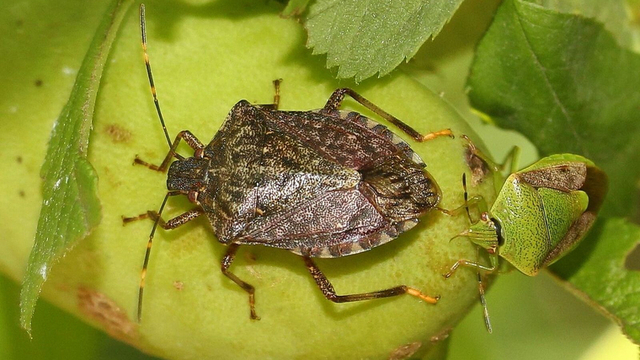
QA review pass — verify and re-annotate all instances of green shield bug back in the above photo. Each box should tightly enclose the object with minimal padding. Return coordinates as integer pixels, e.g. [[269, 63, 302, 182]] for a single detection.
[[495, 154, 606, 275], [443, 141, 607, 332], [445, 142, 608, 285]]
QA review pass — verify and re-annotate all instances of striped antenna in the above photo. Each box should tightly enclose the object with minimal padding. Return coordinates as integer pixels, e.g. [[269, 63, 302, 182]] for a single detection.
[[137, 193, 170, 322], [140, 3, 172, 149], [136, 3, 170, 323]]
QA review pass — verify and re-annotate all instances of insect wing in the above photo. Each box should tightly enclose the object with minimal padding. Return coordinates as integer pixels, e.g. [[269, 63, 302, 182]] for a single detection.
[[201, 101, 361, 243], [262, 109, 426, 170], [516, 155, 608, 265], [262, 109, 440, 220], [240, 188, 396, 257], [516, 160, 587, 192]]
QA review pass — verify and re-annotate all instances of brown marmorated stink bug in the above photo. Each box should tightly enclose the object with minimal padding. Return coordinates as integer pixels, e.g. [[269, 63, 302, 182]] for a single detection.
[[124, 4, 453, 322]]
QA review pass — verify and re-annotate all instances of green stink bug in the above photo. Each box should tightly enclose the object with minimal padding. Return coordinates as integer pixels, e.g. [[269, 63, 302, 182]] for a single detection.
[[444, 138, 608, 330]]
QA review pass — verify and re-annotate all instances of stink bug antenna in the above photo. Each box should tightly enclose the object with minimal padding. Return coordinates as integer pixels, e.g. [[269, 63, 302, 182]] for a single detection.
[[446, 173, 473, 244], [462, 173, 472, 223], [137, 192, 171, 323], [463, 173, 493, 333], [140, 4, 172, 149]]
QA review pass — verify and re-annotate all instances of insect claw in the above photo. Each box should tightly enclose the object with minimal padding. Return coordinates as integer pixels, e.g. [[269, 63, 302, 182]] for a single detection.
[[443, 261, 460, 279]]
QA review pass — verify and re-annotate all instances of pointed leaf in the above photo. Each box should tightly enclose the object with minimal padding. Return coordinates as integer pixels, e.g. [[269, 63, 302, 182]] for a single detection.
[[19, 0, 134, 334], [306, 0, 465, 82]]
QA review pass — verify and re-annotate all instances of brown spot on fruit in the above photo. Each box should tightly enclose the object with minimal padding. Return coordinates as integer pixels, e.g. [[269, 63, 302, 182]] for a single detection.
[[173, 281, 184, 290], [388, 341, 421, 360], [104, 124, 132, 143], [77, 287, 137, 343], [430, 327, 452, 342]]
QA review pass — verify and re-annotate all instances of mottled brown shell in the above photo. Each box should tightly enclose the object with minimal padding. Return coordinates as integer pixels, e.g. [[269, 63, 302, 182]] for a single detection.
[[168, 100, 441, 258]]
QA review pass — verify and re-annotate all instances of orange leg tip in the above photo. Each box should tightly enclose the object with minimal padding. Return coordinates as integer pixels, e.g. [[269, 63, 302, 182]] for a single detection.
[[424, 294, 440, 304], [407, 288, 439, 304], [421, 129, 454, 141]]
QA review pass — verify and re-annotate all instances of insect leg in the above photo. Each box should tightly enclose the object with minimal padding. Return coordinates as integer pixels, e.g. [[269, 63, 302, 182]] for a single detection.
[[133, 130, 205, 172], [443, 255, 498, 279], [462, 135, 520, 174], [221, 243, 260, 320], [131, 191, 204, 322], [272, 78, 281, 110], [477, 272, 493, 333], [122, 207, 204, 228], [437, 173, 489, 218], [303, 256, 439, 305], [322, 88, 453, 142], [440, 175, 494, 332], [257, 78, 283, 110]]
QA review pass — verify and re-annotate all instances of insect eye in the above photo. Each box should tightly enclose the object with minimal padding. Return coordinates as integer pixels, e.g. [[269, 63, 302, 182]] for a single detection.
[[188, 191, 199, 203], [492, 218, 504, 246]]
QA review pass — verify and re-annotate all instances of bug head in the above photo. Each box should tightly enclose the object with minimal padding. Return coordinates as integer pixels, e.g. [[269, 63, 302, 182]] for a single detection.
[[453, 212, 501, 253], [167, 156, 209, 203]]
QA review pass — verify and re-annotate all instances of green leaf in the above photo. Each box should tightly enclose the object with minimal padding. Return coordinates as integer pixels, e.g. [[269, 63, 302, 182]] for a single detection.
[[306, 0, 465, 82], [467, 0, 640, 218], [19, 0, 133, 334], [467, 0, 640, 345], [532, 0, 638, 50], [550, 218, 640, 344]]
